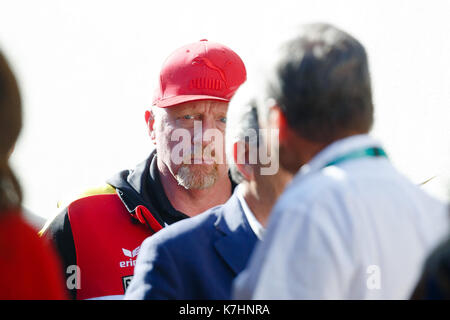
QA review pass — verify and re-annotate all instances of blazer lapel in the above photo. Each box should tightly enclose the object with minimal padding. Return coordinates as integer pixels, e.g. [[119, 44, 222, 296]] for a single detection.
[[213, 193, 258, 275]]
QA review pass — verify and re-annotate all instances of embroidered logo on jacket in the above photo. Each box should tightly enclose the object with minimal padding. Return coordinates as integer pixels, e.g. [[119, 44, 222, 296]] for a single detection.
[[119, 246, 140, 268], [122, 246, 140, 258]]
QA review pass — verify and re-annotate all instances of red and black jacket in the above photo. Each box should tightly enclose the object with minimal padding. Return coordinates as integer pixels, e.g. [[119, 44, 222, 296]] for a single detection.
[[43, 150, 235, 300]]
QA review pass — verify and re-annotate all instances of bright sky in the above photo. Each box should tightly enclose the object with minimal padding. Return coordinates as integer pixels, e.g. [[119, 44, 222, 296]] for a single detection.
[[1, 0, 449, 219]]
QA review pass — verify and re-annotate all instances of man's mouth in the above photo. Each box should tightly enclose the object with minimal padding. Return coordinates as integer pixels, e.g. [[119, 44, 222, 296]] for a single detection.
[[192, 157, 215, 165]]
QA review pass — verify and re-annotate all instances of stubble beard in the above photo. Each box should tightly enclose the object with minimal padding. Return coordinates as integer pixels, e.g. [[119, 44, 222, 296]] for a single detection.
[[175, 163, 219, 190]]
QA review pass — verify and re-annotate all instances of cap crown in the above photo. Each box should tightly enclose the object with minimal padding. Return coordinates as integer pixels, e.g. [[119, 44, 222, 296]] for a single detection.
[[153, 40, 247, 108]]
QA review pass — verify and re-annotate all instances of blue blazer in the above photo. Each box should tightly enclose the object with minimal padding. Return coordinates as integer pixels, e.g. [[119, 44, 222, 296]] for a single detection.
[[124, 192, 259, 300]]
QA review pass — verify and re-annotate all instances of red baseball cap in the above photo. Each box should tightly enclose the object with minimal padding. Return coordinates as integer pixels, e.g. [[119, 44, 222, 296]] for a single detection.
[[152, 39, 247, 108]]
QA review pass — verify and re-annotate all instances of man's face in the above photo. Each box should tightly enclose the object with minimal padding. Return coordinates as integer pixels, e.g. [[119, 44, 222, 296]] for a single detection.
[[149, 100, 229, 190]]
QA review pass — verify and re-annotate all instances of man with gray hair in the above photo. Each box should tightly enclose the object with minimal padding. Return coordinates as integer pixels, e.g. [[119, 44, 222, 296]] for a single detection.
[[124, 84, 292, 299], [42, 40, 247, 300], [233, 23, 449, 299]]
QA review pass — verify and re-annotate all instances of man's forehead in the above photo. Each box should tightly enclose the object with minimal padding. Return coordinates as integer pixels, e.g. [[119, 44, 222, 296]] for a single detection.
[[157, 100, 229, 113]]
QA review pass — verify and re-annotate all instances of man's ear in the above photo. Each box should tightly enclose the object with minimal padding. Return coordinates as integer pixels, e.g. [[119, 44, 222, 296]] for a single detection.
[[269, 105, 289, 143], [145, 109, 156, 144], [233, 141, 254, 181]]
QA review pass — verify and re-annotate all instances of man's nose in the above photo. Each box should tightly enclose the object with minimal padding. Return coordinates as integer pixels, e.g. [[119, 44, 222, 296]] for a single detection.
[[192, 117, 216, 147]]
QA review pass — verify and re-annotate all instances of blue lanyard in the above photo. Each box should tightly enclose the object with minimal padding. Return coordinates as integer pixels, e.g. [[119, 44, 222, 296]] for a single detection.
[[324, 147, 388, 168]]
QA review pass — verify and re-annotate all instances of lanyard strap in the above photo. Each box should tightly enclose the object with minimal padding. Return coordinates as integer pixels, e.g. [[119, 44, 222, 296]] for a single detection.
[[324, 147, 388, 168]]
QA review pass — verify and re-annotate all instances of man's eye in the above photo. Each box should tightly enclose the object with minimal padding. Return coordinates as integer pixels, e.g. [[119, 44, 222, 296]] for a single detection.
[[183, 115, 194, 120], [219, 117, 227, 124]]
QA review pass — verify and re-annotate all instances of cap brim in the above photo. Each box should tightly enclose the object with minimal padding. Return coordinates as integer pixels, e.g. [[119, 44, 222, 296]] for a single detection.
[[154, 95, 230, 108]]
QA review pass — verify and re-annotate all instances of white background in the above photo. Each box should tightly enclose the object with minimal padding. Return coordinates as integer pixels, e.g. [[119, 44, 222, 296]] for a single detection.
[[0, 0, 449, 220]]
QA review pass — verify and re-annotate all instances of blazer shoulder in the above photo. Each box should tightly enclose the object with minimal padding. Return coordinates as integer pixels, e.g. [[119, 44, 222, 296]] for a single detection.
[[143, 206, 222, 249]]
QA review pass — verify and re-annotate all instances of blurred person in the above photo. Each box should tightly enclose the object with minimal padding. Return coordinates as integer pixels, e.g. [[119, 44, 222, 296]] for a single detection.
[[22, 207, 46, 230], [411, 236, 450, 299], [411, 207, 450, 300], [41, 40, 246, 300], [233, 23, 449, 299], [3, 144, 45, 231], [0, 50, 67, 300], [124, 85, 292, 299]]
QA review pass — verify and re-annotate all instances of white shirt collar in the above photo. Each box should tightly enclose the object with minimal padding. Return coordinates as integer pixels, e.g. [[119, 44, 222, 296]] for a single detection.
[[235, 184, 265, 240], [297, 134, 383, 178]]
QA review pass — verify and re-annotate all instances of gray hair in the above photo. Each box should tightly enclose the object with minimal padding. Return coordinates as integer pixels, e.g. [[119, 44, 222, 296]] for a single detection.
[[226, 83, 260, 184], [258, 23, 374, 143]]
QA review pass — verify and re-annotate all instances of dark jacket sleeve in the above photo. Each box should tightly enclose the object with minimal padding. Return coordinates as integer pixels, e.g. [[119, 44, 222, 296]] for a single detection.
[[41, 208, 77, 299], [411, 236, 450, 300]]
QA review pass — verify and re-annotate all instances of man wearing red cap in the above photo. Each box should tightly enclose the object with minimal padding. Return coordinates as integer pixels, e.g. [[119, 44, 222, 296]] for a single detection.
[[41, 40, 247, 300]]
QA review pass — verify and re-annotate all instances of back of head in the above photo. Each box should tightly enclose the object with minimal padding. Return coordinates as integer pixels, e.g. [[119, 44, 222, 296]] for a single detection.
[[0, 51, 22, 212], [265, 23, 373, 143]]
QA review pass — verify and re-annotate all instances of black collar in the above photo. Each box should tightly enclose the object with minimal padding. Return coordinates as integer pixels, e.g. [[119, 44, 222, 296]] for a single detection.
[[108, 150, 237, 226]]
